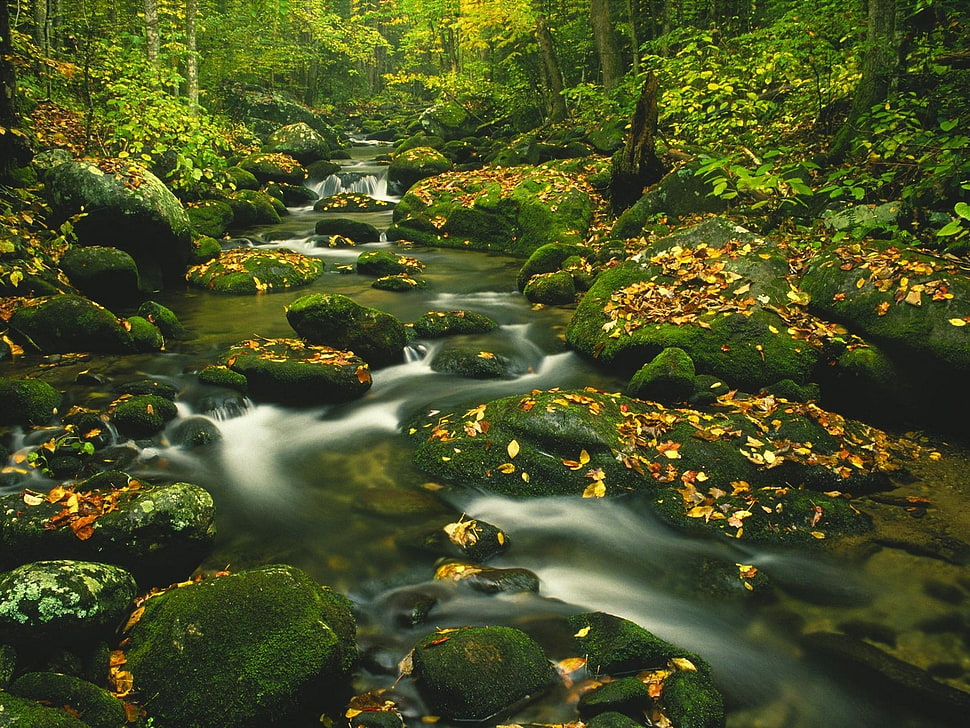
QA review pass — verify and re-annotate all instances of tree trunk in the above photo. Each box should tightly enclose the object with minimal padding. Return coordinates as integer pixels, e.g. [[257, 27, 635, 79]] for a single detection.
[[610, 71, 666, 212], [145, 0, 160, 67], [626, 0, 640, 76], [829, 0, 898, 161], [535, 14, 567, 122], [186, 0, 199, 112], [0, 0, 31, 181], [590, 0, 623, 88]]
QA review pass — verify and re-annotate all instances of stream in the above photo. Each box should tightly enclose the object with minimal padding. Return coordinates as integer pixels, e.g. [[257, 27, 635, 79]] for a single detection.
[[4, 146, 969, 728]]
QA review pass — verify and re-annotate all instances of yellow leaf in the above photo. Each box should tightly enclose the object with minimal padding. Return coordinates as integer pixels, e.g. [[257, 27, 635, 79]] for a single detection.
[[497, 462, 516, 474], [573, 626, 591, 638], [948, 318, 968, 327], [22, 491, 45, 507], [507, 440, 520, 459], [579, 448, 590, 465], [582, 481, 606, 498], [810, 531, 826, 539], [856, 277, 866, 288], [670, 657, 697, 672]]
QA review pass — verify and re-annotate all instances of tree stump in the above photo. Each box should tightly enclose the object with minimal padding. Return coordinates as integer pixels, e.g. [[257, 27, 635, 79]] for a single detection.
[[610, 72, 666, 213]]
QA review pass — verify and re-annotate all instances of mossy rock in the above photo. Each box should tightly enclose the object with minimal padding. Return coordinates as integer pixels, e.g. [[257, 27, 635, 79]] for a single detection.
[[517, 242, 592, 291], [190, 235, 222, 264], [427, 517, 509, 562], [357, 249, 425, 277], [313, 193, 394, 213], [610, 165, 727, 238], [115, 378, 178, 400], [186, 248, 323, 294], [306, 159, 342, 180], [286, 293, 407, 368], [372, 274, 427, 291], [396, 133, 445, 153], [315, 217, 382, 243], [169, 416, 223, 449], [0, 479, 215, 587], [391, 166, 594, 257], [267, 181, 318, 207], [411, 310, 498, 338], [419, 101, 478, 141], [124, 564, 357, 728], [9, 295, 135, 354], [586, 711, 646, 728], [0, 560, 136, 647], [627, 347, 696, 403], [410, 625, 554, 721], [105, 394, 178, 437], [265, 122, 331, 164], [9, 672, 127, 728], [577, 676, 654, 721], [523, 270, 576, 304], [388, 147, 454, 194], [433, 561, 540, 594], [187, 199, 235, 238], [0, 377, 61, 426], [659, 670, 725, 728], [137, 301, 187, 340], [225, 165, 260, 190], [198, 364, 248, 393], [222, 337, 372, 405], [409, 387, 896, 542], [238, 152, 308, 185], [60, 246, 141, 305], [125, 315, 164, 353], [430, 347, 515, 379], [226, 189, 283, 225], [0, 691, 92, 727]]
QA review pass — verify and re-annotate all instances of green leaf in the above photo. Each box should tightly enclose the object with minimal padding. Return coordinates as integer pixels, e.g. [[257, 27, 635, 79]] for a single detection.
[[954, 202, 970, 221], [937, 220, 964, 236]]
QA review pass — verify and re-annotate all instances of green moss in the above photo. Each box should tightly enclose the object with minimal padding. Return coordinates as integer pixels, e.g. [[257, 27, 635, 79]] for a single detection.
[[198, 365, 248, 392], [411, 310, 498, 338], [627, 347, 696, 403], [238, 153, 308, 185], [186, 248, 323, 294], [357, 249, 425, 277], [523, 270, 576, 304], [315, 218, 382, 243], [10, 672, 127, 728], [0, 377, 60, 426], [430, 348, 514, 379], [659, 670, 725, 728], [9, 295, 135, 354], [227, 189, 282, 224], [411, 625, 553, 721], [186, 199, 235, 238], [137, 301, 187, 339], [577, 676, 654, 720], [225, 165, 259, 190], [0, 692, 92, 727], [108, 394, 178, 437], [372, 274, 427, 291], [190, 235, 222, 264], [126, 316, 164, 353]]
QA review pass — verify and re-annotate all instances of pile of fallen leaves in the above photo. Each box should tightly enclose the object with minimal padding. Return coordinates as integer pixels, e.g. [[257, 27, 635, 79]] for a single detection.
[[187, 248, 322, 292], [226, 337, 371, 384], [20, 479, 142, 540]]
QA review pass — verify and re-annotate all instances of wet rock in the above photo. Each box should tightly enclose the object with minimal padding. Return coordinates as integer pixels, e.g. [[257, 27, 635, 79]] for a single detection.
[[388, 147, 453, 194], [0, 479, 216, 587], [43, 159, 192, 289], [434, 561, 539, 594], [411, 310, 498, 338], [190, 234, 222, 264], [626, 347, 696, 403], [9, 295, 135, 354], [661, 670, 726, 728], [287, 293, 408, 368], [169, 416, 222, 448], [0, 691, 91, 726], [0, 560, 136, 647], [585, 710, 645, 728], [409, 625, 554, 720], [314, 192, 393, 213], [577, 676, 654, 721], [137, 300, 188, 340], [0, 643, 15, 686], [9, 672, 127, 728], [357, 249, 425, 277], [226, 189, 283, 225], [267, 181, 318, 207], [0, 377, 61, 426], [60, 246, 141, 306], [125, 315, 164, 353], [524, 270, 576, 305], [430, 347, 515, 379], [390, 165, 594, 257], [265, 122, 331, 164], [222, 337, 371, 405], [115, 378, 178, 400], [197, 365, 248, 394], [314, 217, 382, 243], [306, 159, 342, 179], [372, 274, 427, 292], [434, 517, 509, 562], [186, 248, 323, 294], [186, 198, 235, 238], [125, 564, 357, 728], [238, 152, 308, 185], [105, 394, 178, 437]]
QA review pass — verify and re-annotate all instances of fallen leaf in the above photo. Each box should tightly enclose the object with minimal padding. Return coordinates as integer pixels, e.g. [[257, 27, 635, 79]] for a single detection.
[[507, 440, 520, 459]]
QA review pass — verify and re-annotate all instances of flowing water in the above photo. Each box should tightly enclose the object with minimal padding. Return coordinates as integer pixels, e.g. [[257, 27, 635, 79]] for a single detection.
[[4, 146, 969, 727]]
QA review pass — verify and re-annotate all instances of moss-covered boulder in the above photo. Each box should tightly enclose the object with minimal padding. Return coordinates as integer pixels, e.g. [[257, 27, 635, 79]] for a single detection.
[[186, 199, 235, 238], [190, 234, 222, 264], [222, 337, 372, 404], [43, 159, 192, 289], [225, 165, 260, 190], [0, 560, 136, 646], [238, 152, 308, 185], [314, 192, 394, 213], [517, 242, 593, 291], [137, 301, 187, 340], [0, 377, 61, 426], [104, 394, 178, 437], [124, 564, 357, 728], [265, 122, 331, 164], [372, 274, 427, 291], [357, 249, 425, 277], [387, 147, 454, 194], [286, 293, 408, 368], [411, 310, 498, 338], [198, 364, 248, 392], [627, 347, 696, 403], [125, 315, 164, 353], [409, 387, 906, 542], [409, 625, 554, 721], [0, 691, 92, 727], [186, 248, 323, 294], [60, 246, 141, 305], [610, 165, 727, 239], [0, 478, 215, 587], [315, 217, 382, 243], [577, 676, 654, 721], [433, 561, 540, 594], [9, 672, 127, 728], [566, 218, 827, 391], [226, 189, 283, 225], [390, 166, 595, 257], [419, 101, 479, 141], [9, 295, 135, 354], [523, 270, 576, 304], [430, 347, 515, 379]]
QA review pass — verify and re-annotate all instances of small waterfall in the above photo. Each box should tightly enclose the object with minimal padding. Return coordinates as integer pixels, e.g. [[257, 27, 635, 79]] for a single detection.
[[308, 167, 392, 201]]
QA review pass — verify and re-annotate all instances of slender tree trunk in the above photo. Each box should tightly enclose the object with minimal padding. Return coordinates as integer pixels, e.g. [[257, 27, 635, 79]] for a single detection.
[[626, 0, 640, 76], [610, 71, 666, 211], [1, 0, 31, 181], [186, 0, 199, 112], [591, 0, 623, 88], [536, 14, 567, 122], [145, 0, 160, 67]]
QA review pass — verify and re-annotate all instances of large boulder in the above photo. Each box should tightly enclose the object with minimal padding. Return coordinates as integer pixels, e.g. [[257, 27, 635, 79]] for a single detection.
[[409, 625, 554, 720], [186, 199, 235, 238], [387, 147, 453, 194], [286, 293, 408, 368], [390, 166, 595, 257], [408, 387, 905, 544], [238, 153, 308, 186], [0, 377, 61, 426], [265, 122, 331, 164], [419, 101, 479, 141], [43, 159, 192, 289], [0, 478, 216, 587], [610, 165, 727, 239], [124, 564, 357, 728], [0, 560, 136, 647], [221, 337, 372, 404], [9, 295, 135, 354], [60, 246, 141, 306], [186, 248, 324, 294]]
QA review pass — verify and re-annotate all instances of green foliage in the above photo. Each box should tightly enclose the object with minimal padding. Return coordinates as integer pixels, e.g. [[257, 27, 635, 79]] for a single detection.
[[695, 149, 817, 212]]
